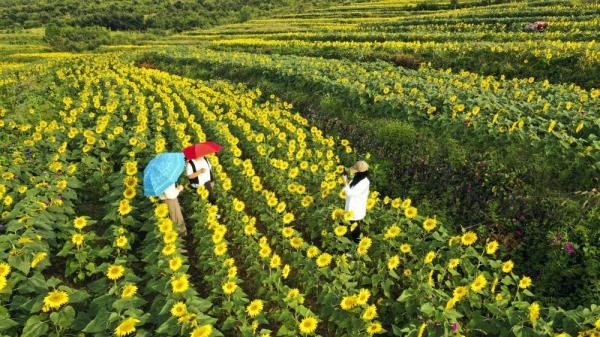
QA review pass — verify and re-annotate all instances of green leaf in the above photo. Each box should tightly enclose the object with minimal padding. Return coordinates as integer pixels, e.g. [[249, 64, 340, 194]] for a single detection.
[[50, 306, 75, 329], [420, 303, 435, 316], [221, 316, 237, 331], [82, 309, 110, 333], [156, 317, 177, 334], [21, 316, 49, 337], [0, 316, 18, 332], [397, 289, 412, 302], [188, 297, 213, 313]]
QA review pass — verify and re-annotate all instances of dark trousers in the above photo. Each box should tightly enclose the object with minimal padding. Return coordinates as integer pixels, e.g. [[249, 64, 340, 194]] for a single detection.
[[204, 181, 216, 204], [347, 220, 361, 243]]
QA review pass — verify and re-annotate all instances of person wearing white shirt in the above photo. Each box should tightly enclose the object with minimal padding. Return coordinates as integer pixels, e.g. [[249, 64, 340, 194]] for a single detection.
[[186, 156, 216, 203], [342, 160, 370, 243], [159, 183, 186, 234]]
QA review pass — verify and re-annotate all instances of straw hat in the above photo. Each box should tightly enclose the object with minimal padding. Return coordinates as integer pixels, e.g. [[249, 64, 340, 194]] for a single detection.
[[349, 160, 369, 173]]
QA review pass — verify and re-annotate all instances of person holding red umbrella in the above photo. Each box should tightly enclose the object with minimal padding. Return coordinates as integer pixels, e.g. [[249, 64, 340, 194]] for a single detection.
[[184, 142, 223, 204]]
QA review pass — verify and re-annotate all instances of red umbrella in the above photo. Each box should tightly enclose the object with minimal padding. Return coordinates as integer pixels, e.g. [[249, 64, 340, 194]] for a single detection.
[[183, 142, 223, 160]]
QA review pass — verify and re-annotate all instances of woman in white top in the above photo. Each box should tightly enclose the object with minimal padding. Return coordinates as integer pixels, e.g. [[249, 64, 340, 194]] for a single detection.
[[342, 160, 370, 243], [186, 155, 215, 204], [159, 183, 186, 234]]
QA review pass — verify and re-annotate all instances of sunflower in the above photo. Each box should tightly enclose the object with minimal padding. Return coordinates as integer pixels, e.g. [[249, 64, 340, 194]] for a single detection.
[[358, 237, 372, 250], [121, 284, 137, 298], [290, 237, 304, 249], [461, 232, 477, 246], [118, 200, 132, 216], [470, 274, 487, 292], [340, 295, 357, 310], [282, 227, 295, 238], [283, 213, 295, 224], [445, 297, 458, 311], [163, 230, 178, 244], [222, 281, 237, 295], [123, 176, 137, 188], [301, 196, 313, 207], [158, 218, 173, 233], [233, 199, 245, 212], [282, 264, 291, 279], [73, 216, 87, 230], [448, 259, 460, 269], [422, 218, 437, 232], [31, 252, 47, 268], [306, 246, 319, 259], [383, 225, 400, 239], [529, 303, 540, 322], [387, 255, 400, 271], [334, 226, 348, 237], [502, 260, 514, 273], [404, 206, 417, 219], [390, 198, 401, 208], [362, 305, 377, 321], [519, 276, 532, 289], [367, 322, 383, 335], [299, 317, 318, 335], [356, 289, 371, 305], [214, 243, 227, 256], [171, 302, 187, 317], [114, 317, 140, 337], [154, 204, 169, 218], [116, 236, 128, 248], [227, 266, 237, 279], [486, 240, 499, 254], [245, 224, 257, 236], [259, 246, 272, 258], [287, 288, 300, 299], [0, 262, 11, 277], [171, 274, 189, 293], [71, 233, 84, 246], [107, 265, 125, 280], [400, 244, 411, 254], [191, 324, 213, 337], [246, 299, 263, 317], [331, 208, 345, 220], [169, 256, 183, 272], [453, 286, 468, 299], [0, 276, 6, 291], [269, 254, 281, 269], [162, 244, 176, 256], [316, 253, 332, 268], [43, 290, 69, 310], [123, 188, 136, 200], [424, 251, 436, 264]]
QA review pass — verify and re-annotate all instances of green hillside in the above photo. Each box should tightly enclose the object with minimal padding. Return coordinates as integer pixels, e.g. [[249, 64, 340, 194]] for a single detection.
[[0, 0, 352, 31]]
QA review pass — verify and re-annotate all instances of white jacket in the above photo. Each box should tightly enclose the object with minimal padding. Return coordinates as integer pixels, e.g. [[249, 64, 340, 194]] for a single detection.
[[159, 184, 180, 200], [344, 178, 370, 221]]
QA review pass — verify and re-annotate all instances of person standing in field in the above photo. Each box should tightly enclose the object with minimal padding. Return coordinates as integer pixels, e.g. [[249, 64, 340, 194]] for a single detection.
[[186, 155, 216, 204], [342, 160, 370, 243], [159, 183, 186, 234]]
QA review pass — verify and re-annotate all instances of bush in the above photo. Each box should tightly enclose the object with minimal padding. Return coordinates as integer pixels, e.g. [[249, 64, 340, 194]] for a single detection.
[[44, 25, 110, 52]]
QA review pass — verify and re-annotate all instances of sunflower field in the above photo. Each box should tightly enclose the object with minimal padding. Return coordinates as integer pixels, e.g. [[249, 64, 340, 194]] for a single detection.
[[0, 52, 598, 337], [0, 0, 599, 336]]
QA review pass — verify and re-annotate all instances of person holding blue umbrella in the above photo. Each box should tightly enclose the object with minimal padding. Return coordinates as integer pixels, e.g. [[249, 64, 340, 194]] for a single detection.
[[144, 152, 187, 234]]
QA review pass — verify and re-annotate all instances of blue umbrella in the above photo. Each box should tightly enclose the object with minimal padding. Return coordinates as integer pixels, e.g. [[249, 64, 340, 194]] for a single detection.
[[143, 152, 186, 196]]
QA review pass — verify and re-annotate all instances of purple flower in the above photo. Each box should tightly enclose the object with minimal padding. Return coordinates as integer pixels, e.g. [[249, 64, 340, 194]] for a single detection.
[[452, 323, 458, 332], [565, 242, 574, 254], [581, 111, 587, 116], [26, 148, 31, 158]]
